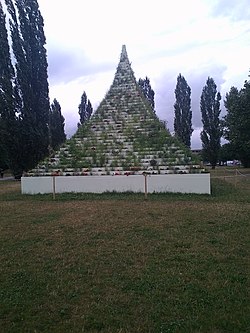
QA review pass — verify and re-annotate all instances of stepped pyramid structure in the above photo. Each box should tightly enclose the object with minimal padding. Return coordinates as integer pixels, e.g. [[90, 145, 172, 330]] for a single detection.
[[28, 45, 204, 177]]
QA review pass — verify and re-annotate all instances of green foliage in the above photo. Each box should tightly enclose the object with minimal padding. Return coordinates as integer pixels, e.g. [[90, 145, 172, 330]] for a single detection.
[[219, 143, 238, 163], [0, 1, 19, 174], [174, 74, 193, 148], [49, 99, 66, 150], [138, 76, 155, 111], [200, 77, 222, 168], [223, 80, 250, 167], [78, 91, 93, 126], [2, 0, 50, 176], [0, 137, 8, 170]]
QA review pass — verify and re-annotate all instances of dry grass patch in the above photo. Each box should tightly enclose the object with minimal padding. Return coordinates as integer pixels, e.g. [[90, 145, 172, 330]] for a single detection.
[[0, 180, 20, 195], [210, 167, 250, 192]]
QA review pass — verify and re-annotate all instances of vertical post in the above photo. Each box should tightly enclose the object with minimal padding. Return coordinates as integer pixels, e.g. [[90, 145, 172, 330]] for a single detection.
[[144, 173, 148, 199], [234, 169, 237, 187], [52, 175, 56, 200]]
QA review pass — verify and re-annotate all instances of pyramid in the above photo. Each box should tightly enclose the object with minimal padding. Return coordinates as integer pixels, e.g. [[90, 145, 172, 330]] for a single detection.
[[29, 45, 204, 176]]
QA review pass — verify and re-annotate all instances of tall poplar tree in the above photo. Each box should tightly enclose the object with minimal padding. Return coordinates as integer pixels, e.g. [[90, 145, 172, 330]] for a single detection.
[[5, 0, 50, 175], [200, 77, 222, 169], [224, 80, 250, 167], [49, 99, 66, 150], [0, 1, 20, 173], [78, 91, 93, 126], [174, 74, 193, 148], [138, 77, 155, 111]]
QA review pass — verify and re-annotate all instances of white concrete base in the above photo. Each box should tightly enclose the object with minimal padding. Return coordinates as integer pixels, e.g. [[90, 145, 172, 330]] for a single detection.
[[21, 174, 211, 195]]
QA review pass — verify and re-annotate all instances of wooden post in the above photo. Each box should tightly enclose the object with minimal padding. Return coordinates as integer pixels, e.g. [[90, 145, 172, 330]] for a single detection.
[[144, 173, 148, 199], [52, 176, 56, 200], [234, 169, 237, 187]]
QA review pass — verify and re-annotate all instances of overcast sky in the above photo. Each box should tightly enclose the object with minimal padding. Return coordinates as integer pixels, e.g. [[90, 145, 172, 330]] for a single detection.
[[38, 0, 250, 149]]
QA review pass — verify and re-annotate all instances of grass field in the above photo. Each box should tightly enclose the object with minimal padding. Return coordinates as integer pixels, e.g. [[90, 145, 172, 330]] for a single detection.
[[0, 170, 249, 332]]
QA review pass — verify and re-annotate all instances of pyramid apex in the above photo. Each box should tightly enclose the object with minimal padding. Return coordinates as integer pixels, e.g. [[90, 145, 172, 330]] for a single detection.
[[120, 44, 128, 61], [122, 44, 127, 53]]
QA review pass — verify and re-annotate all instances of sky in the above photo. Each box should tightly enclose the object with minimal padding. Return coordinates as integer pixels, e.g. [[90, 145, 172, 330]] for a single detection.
[[38, 0, 250, 149]]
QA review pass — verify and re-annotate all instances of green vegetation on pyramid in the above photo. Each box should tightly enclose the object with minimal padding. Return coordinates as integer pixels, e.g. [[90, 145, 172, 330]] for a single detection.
[[28, 45, 204, 176]]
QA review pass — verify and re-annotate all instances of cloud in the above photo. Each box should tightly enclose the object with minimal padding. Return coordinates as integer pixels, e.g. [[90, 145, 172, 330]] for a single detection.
[[210, 0, 250, 21], [191, 128, 203, 149], [48, 70, 115, 137], [137, 47, 227, 129], [38, 0, 250, 149], [47, 46, 115, 85]]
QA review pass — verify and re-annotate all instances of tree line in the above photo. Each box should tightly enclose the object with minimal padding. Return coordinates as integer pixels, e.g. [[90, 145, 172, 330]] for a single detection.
[[0, 0, 249, 176], [0, 0, 66, 177], [139, 74, 250, 168], [0, 0, 94, 177]]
